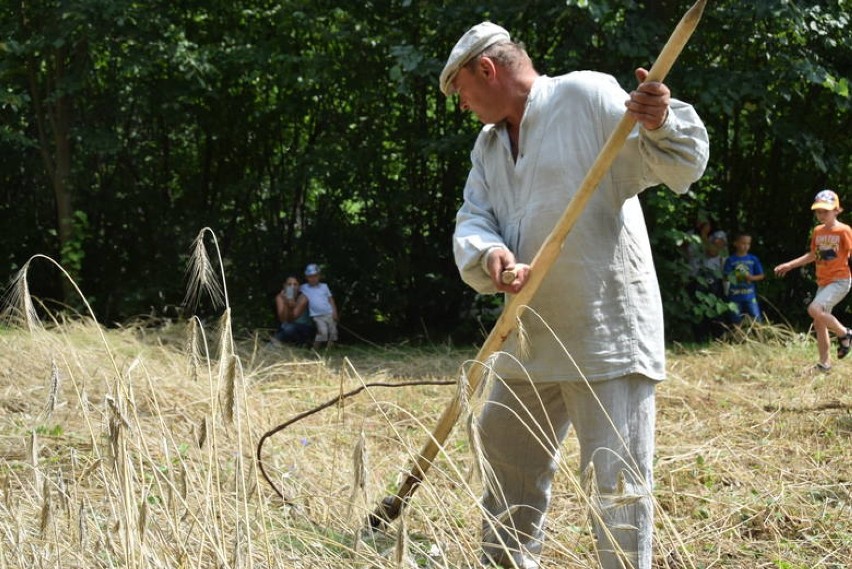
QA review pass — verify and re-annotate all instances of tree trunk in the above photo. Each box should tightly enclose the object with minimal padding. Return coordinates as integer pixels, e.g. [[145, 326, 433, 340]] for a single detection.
[[27, 42, 76, 301]]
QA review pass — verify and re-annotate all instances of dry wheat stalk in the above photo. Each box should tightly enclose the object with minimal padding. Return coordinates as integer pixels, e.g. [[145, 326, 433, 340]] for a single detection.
[[44, 359, 60, 418], [2, 476, 11, 510], [1, 261, 40, 333], [183, 228, 225, 312], [348, 430, 368, 521], [138, 491, 148, 543], [231, 519, 244, 569], [393, 511, 408, 568], [54, 471, 69, 519], [186, 317, 202, 383], [197, 416, 209, 449], [39, 476, 51, 537], [216, 308, 239, 425], [222, 354, 238, 425], [28, 431, 40, 495], [76, 500, 86, 548]]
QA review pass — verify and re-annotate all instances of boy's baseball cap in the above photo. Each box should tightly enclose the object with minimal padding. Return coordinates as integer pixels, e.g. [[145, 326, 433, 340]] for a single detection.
[[439, 22, 511, 96], [811, 189, 841, 211], [304, 263, 319, 276]]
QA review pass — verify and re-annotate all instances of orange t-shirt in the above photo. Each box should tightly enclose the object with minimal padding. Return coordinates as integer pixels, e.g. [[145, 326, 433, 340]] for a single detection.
[[811, 222, 852, 286]]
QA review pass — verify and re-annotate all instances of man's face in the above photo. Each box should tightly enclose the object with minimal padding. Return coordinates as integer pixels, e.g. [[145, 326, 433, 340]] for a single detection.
[[453, 62, 498, 124], [306, 273, 320, 285]]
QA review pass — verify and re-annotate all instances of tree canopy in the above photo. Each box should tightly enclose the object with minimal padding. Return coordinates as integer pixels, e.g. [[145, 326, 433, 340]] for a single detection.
[[2, 0, 850, 342]]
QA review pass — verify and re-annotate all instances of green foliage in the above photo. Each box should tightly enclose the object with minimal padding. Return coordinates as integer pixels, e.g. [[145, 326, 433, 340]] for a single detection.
[[60, 210, 89, 276], [0, 0, 849, 342]]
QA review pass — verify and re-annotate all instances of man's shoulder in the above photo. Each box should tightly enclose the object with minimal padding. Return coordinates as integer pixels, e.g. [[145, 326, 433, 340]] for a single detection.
[[537, 71, 626, 115], [546, 70, 619, 93]]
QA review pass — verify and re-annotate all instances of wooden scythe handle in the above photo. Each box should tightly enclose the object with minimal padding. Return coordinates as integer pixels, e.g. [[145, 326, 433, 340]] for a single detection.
[[370, 0, 709, 529], [500, 268, 519, 284]]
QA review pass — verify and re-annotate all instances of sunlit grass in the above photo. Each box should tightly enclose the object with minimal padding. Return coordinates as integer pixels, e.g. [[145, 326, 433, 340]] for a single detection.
[[1, 318, 850, 568], [1, 243, 850, 568]]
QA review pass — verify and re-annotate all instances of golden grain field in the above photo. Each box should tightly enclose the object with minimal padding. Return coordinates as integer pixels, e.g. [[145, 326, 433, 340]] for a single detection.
[[2, 240, 850, 568], [0, 315, 849, 569]]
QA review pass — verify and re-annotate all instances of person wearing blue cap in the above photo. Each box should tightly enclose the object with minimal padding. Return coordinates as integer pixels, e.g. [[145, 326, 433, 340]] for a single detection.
[[442, 20, 709, 569], [775, 189, 852, 372], [299, 263, 339, 350]]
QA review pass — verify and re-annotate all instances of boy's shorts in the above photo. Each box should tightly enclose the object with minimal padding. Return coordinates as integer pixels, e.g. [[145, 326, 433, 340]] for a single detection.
[[813, 278, 852, 312], [731, 298, 762, 324], [312, 314, 339, 342]]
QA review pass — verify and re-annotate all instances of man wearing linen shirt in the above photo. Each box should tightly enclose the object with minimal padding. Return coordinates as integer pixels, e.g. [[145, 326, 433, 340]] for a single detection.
[[441, 22, 709, 569]]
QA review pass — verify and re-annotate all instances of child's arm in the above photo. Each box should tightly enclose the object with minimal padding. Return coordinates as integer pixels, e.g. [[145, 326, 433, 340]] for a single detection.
[[774, 251, 816, 277], [330, 296, 339, 321], [292, 295, 308, 319]]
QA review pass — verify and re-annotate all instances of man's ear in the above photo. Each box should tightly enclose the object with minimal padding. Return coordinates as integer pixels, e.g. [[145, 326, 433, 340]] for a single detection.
[[478, 55, 497, 80]]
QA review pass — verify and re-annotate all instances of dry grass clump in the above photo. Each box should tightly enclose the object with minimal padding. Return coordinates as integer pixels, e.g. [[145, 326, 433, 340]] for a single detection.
[[0, 317, 486, 568], [1, 244, 849, 568], [655, 323, 851, 568]]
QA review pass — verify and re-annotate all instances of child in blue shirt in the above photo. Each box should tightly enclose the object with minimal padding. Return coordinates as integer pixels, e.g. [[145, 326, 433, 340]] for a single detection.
[[723, 232, 765, 324], [300, 263, 339, 349]]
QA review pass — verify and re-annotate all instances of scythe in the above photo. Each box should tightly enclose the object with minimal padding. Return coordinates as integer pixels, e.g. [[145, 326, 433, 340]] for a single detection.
[[370, 0, 709, 529]]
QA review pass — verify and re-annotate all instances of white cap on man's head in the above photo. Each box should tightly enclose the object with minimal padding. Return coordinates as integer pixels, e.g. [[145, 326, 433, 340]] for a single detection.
[[439, 22, 511, 96], [304, 263, 320, 276]]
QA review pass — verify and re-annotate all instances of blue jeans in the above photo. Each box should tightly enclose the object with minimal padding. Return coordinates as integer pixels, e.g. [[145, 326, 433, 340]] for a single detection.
[[275, 322, 314, 346]]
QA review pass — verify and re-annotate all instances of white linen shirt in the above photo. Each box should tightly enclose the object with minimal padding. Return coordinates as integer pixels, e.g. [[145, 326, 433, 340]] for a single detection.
[[453, 71, 709, 382]]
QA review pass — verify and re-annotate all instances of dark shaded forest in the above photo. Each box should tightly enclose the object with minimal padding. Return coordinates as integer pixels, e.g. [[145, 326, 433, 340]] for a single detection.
[[2, 0, 850, 343]]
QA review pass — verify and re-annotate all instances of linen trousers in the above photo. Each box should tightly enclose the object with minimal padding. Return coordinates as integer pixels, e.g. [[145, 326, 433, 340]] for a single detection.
[[478, 374, 656, 569]]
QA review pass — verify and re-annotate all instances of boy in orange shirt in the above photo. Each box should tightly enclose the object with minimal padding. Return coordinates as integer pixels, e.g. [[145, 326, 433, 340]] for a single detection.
[[775, 189, 852, 371]]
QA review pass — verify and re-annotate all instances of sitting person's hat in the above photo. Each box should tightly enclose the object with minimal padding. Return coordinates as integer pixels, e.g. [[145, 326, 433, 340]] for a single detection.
[[811, 189, 841, 211], [439, 22, 511, 96], [709, 230, 727, 243], [304, 263, 320, 276]]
